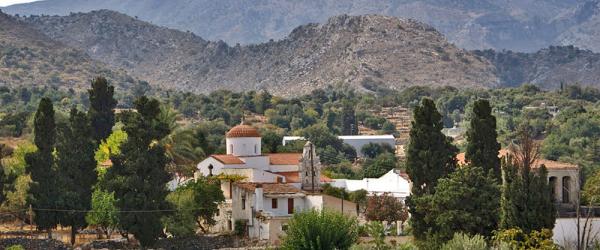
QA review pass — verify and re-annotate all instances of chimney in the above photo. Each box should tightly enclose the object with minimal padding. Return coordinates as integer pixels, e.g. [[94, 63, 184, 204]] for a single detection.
[[254, 184, 264, 211]]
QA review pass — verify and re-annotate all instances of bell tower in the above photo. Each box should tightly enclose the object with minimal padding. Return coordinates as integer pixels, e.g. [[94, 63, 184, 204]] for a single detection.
[[300, 141, 321, 192]]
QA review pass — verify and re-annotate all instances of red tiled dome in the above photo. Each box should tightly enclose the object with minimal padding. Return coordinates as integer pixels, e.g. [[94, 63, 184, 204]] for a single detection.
[[226, 124, 261, 138]]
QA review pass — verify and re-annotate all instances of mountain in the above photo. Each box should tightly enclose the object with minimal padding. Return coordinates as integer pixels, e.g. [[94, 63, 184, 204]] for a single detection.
[[17, 10, 499, 95], [4, 0, 600, 52], [0, 10, 134, 91], [475, 46, 600, 89]]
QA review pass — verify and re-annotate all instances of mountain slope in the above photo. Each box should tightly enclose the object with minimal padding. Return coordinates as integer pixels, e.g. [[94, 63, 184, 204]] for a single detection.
[[18, 11, 499, 95], [4, 0, 600, 52], [475, 46, 600, 89], [0, 10, 134, 90]]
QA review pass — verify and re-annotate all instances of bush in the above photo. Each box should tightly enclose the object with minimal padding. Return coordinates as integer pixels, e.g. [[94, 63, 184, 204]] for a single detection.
[[441, 233, 487, 250], [493, 228, 557, 250], [281, 209, 359, 250], [6, 245, 25, 250]]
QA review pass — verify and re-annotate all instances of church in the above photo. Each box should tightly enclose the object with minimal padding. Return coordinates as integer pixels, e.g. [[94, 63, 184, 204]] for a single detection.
[[195, 124, 357, 243]]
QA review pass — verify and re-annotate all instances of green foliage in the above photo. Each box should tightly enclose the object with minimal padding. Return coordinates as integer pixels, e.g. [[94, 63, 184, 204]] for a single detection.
[[361, 143, 395, 159], [281, 209, 359, 250], [342, 100, 358, 135], [5, 245, 25, 250], [163, 177, 225, 237], [86, 189, 119, 238], [405, 98, 458, 242], [493, 228, 557, 250], [103, 96, 171, 247], [441, 233, 488, 250], [465, 99, 501, 179], [55, 108, 97, 244], [1, 143, 34, 217], [88, 77, 117, 143], [95, 129, 127, 164], [25, 97, 59, 230], [424, 166, 500, 244], [583, 169, 600, 205], [500, 158, 556, 233], [363, 153, 397, 178], [261, 129, 283, 153], [366, 221, 390, 250]]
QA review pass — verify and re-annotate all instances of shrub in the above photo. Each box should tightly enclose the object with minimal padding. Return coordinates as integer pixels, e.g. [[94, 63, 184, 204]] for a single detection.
[[6, 245, 25, 250], [441, 233, 487, 250], [281, 209, 359, 250], [493, 228, 557, 250]]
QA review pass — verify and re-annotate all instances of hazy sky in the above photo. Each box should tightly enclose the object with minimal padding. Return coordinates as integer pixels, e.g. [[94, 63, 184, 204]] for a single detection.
[[0, 0, 41, 7]]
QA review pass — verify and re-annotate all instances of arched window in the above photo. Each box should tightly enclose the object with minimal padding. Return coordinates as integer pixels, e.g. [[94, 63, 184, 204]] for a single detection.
[[229, 144, 233, 153], [254, 144, 257, 154], [562, 176, 571, 203], [549, 176, 557, 202]]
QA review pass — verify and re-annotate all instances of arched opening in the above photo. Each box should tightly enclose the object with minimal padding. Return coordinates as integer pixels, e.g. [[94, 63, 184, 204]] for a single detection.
[[549, 176, 557, 202], [562, 176, 571, 203]]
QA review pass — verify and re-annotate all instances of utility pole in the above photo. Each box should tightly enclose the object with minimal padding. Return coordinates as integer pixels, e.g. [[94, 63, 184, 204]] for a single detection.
[[310, 143, 315, 192]]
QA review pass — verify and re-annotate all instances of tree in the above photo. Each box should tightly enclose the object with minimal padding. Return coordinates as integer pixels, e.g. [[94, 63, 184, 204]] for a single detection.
[[0, 154, 5, 206], [500, 126, 556, 233], [281, 209, 359, 250], [341, 101, 358, 135], [25, 98, 58, 236], [426, 166, 500, 244], [54, 108, 97, 245], [163, 177, 224, 237], [362, 153, 397, 178], [365, 193, 408, 224], [261, 130, 283, 153], [103, 96, 171, 247], [583, 170, 600, 205], [86, 189, 119, 239], [405, 98, 458, 242], [361, 143, 395, 159], [465, 99, 501, 179], [88, 77, 117, 143]]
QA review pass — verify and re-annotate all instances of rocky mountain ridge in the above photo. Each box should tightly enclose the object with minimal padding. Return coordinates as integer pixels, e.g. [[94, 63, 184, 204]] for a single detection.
[[18, 10, 499, 95], [4, 0, 600, 52]]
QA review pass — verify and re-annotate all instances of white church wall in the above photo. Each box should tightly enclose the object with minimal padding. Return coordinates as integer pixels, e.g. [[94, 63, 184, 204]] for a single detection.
[[196, 158, 232, 177], [226, 137, 261, 156], [238, 156, 270, 171], [269, 164, 299, 172]]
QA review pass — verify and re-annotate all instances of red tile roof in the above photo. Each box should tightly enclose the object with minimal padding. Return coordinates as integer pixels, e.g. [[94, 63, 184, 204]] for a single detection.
[[212, 154, 245, 165], [100, 159, 113, 167], [276, 171, 333, 183], [456, 149, 578, 170], [235, 182, 303, 194], [267, 153, 302, 165], [226, 125, 261, 138]]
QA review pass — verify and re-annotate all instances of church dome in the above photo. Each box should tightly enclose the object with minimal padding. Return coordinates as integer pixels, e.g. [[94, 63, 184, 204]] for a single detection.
[[226, 124, 261, 138]]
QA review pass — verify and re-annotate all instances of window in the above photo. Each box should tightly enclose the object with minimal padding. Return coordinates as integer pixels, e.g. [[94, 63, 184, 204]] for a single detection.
[[229, 144, 233, 153], [254, 144, 257, 154], [242, 194, 246, 210], [287, 198, 294, 214], [272, 198, 278, 209]]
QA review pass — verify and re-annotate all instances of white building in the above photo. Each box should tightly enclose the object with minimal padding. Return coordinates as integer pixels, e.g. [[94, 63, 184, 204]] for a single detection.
[[282, 134, 396, 157], [332, 169, 411, 201], [195, 124, 357, 243]]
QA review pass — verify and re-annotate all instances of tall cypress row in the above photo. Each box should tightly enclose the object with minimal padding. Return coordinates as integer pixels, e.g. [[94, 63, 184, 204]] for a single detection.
[[341, 100, 358, 135], [25, 98, 58, 235], [88, 77, 117, 143], [103, 96, 171, 247], [55, 108, 97, 245], [465, 99, 501, 179], [405, 98, 458, 242]]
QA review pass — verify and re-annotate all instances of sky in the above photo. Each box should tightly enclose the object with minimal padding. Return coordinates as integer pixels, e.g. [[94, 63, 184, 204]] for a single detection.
[[0, 0, 41, 7]]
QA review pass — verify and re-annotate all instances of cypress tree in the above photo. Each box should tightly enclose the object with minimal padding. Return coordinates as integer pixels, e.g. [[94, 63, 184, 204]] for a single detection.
[[465, 99, 501, 179], [55, 108, 97, 245], [405, 98, 458, 242], [104, 96, 171, 247], [88, 77, 117, 143], [500, 126, 556, 232], [25, 98, 58, 236]]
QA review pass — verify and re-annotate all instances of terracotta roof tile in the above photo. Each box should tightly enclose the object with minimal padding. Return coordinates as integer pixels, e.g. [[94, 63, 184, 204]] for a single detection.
[[212, 154, 244, 165], [267, 153, 302, 165], [226, 125, 261, 138], [235, 182, 303, 194], [456, 149, 578, 170], [276, 171, 333, 183]]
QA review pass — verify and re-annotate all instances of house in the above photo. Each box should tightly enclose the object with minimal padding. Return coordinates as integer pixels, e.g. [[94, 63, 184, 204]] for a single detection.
[[456, 149, 580, 206], [282, 134, 396, 157], [331, 169, 411, 201], [195, 124, 357, 243]]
